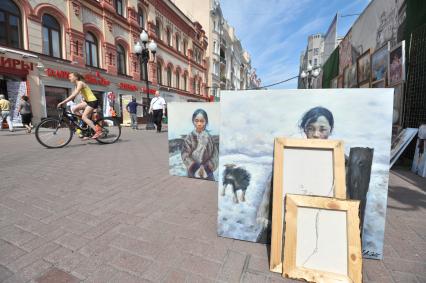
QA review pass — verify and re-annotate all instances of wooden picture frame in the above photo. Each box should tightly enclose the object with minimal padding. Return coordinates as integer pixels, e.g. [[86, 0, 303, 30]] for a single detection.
[[372, 79, 385, 88], [357, 49, 371, 86], [283, 194, 362, 283], [388, 41, 405, 86], [359, 81, 370, 88], [270, 138, 346, 273]]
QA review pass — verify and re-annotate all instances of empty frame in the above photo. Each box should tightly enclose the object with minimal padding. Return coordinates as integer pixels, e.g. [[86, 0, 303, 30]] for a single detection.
[[270, 138, 346, 273], [283, 194, 362, 283]]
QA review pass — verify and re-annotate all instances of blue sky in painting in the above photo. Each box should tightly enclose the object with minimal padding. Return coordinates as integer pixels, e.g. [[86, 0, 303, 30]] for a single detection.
[[220, 0, 371, 88]]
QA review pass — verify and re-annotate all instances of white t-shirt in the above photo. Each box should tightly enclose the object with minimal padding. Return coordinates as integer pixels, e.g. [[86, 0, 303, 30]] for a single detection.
[[150, 96, 166, 110]]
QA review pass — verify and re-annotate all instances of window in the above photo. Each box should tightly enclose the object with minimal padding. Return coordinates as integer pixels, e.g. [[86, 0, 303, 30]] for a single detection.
[[166, 66, 172, 87], [117, 44, 126, 75], [176, 72, 180, 89], [155, 18, 161, 40], [138, 8, 144, 29], [115, 0, 123, 16], [183, 40, 187, 56], [314, 58, 317, 66], [85, 32, 98, 67], [183, 74, 187, 91], [197, 81, 201, 95], [175, 34, 180, 52], [166, 28, 171, 46], [0, 0, 22, 48], [156, 62, 162, 84], [192, 78, 196, 93], [42, 14, 61, 58]]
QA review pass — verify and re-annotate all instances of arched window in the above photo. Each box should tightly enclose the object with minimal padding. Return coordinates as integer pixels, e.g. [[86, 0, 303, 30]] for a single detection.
[[85, 32, 98, 67], [155, 18, 161, 40], [166, 66, 172, 87], [156, 62, 162, 85], [166, 28, 172, 46], [183, 74, 187, 91], [176, 72, 180, 89], [197, 80, 201, 95], [42, 14, 61, 58], [175, 34, 180, 52], [116, 44, 126, 75], [138, 8, 144, 29], [0, 0, 22, 48], [115, 0, 123, 16]]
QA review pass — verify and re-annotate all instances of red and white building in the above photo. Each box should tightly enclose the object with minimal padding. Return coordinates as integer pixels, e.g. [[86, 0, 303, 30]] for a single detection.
[[0, 0, 209, 124]]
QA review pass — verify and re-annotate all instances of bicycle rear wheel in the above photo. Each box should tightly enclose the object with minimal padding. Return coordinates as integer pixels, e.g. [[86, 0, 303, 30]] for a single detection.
[[35, 118, 73, 148], [94, 117, 121, 144]]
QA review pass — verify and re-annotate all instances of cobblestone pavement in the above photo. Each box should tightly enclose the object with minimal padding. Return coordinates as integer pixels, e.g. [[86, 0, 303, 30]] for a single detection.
[[0, 128, 425, 283]]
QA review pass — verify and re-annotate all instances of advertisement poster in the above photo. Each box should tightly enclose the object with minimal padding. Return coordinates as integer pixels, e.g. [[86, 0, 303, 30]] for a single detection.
[[103, 92, 118, 118], [6, 81, 27, 127]]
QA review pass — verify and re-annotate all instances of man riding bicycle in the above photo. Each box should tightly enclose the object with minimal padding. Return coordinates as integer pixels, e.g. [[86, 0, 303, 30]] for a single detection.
[[57, 72, 102, 139]]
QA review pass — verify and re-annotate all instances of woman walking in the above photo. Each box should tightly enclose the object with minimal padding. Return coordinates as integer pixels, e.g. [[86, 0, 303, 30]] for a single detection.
[[18, 96, 32, 133]]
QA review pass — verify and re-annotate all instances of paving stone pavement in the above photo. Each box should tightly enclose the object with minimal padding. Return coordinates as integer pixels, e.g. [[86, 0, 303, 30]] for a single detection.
[[0, 128, 425, 283]]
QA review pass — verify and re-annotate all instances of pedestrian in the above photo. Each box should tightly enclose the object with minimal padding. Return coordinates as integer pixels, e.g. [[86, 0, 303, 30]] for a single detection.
[[0, 94, 14, 132], [148, 90, 166, 133], [126, 97, 142, 130], [18, 96, 32, 133]]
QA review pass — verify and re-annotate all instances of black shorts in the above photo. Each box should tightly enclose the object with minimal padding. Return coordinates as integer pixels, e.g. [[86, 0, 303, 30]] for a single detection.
[[86, 100, 99, 109], [21, 113, 32, 124]]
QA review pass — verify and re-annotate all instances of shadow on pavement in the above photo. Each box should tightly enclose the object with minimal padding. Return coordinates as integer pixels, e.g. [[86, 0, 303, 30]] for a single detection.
[[388, 184, 426, 211]]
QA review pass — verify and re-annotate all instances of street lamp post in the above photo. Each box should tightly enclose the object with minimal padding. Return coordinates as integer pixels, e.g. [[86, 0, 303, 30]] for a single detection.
[[300, 64, 321, 89], [134, 30, 157, 130]]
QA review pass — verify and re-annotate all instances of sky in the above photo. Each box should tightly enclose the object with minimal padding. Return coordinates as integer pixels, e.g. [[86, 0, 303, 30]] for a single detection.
[[220, 0, 371, 89]]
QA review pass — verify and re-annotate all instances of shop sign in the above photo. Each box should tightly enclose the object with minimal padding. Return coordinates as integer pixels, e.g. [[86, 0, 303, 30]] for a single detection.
[[119, 82, 138, 91], [141, 87, 157, 95], [0, 56, 33, 71], [46, 68, 110, 86]]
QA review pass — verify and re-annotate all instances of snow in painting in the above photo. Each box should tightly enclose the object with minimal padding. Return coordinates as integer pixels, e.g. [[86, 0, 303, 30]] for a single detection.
[[168, 102, 220, 181], [217, 89, 393, 260]]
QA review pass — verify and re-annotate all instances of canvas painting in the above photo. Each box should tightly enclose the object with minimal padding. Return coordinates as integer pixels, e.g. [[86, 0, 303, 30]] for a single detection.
[[330, 77, 338, 88], [412, 125, 426, 177], [168, 102, 220, 181], [217, 89, 393, 260], [393, 83, 403, 125], [388, 41, 405, 86], [371, 42, 390, 82], [357, 50, 371, 85], [337, 75, 343, 88]]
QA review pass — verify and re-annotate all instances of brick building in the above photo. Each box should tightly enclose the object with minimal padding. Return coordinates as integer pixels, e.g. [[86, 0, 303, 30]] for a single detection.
[[0, 0, 208, 125]]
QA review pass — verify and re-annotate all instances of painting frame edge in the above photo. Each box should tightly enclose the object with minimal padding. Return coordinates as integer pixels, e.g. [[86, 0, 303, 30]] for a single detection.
[[388, 40, 406, 87], [357, 48, 371, 86]]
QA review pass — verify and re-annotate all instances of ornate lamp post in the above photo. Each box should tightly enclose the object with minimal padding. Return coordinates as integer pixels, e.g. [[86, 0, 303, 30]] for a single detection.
[[134, 30, 157, 130], [300, 63, 321, 89]]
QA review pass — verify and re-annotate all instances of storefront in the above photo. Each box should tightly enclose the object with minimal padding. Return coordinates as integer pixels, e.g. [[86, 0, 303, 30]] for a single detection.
[[0, 48, 41, 126]]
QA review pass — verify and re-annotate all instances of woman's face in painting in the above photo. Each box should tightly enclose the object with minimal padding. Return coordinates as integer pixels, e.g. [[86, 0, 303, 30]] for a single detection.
[[304, 115, 332, 139], [193, 113, 206, 133]]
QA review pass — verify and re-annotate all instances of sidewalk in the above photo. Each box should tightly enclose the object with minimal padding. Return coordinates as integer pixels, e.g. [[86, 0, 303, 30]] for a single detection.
[[0, 128, 425, 282]]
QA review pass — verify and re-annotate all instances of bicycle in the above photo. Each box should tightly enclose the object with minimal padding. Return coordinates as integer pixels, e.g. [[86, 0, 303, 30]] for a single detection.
[[35, 107, 121, 148]]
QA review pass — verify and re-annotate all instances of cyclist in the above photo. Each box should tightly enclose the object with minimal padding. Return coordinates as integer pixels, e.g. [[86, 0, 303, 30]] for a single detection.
[[57, 72, 102, 139]]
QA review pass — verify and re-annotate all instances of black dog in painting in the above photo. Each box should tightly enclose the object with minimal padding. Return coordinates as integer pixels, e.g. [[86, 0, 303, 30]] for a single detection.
[[221, 164, 251, 203]]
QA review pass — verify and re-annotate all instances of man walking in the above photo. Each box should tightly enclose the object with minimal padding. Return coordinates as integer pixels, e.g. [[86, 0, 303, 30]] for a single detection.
[[149, 91, 166, 133], [0, 94, 14, 132], [126, 97, 142, 130]]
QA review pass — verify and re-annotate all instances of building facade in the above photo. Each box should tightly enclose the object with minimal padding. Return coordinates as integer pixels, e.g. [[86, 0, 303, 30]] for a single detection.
[[298, 33, 324, 88], [0, 0, 208, 125], [173, 0, 259, 100]]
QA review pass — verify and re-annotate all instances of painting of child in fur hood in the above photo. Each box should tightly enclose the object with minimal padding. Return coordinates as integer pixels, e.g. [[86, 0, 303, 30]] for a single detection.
[[181, 109, 219, 181]]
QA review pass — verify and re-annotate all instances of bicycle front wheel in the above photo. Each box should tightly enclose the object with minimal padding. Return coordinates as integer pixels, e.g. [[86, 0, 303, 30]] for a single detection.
[[94, 117, 121, 144], [35, 118, 73, 148]]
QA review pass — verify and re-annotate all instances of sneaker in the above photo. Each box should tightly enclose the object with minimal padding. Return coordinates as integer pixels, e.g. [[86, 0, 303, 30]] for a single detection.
[[91, 130, 103, 139]]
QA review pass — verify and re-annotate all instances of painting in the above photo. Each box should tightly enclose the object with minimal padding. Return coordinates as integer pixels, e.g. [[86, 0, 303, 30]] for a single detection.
[[412, 125, 426, 177], [357, 49, 371, 85], [371, 42, 390, 83], [343, 66, 350, 88], [217, 89, 393, 260], [283, 194, 362, 283], [330, 76, 338, 88], [372, 79, 385, 88], [393, 83, 404, 125], [390, 128, 418, 167], [347, 64, 358, 88], [270, 138, 346, 273], [168, 102, 220, 181], [388, 41, 405, 86]]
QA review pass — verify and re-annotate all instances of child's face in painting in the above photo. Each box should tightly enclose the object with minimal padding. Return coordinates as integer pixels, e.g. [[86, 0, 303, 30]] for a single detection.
[[304, 115, 332, 139], [193, 113, 206, 133]]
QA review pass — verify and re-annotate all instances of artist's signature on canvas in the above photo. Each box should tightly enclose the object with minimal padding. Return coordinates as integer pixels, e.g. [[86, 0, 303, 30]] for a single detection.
[[363, 250, 381, 257]]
